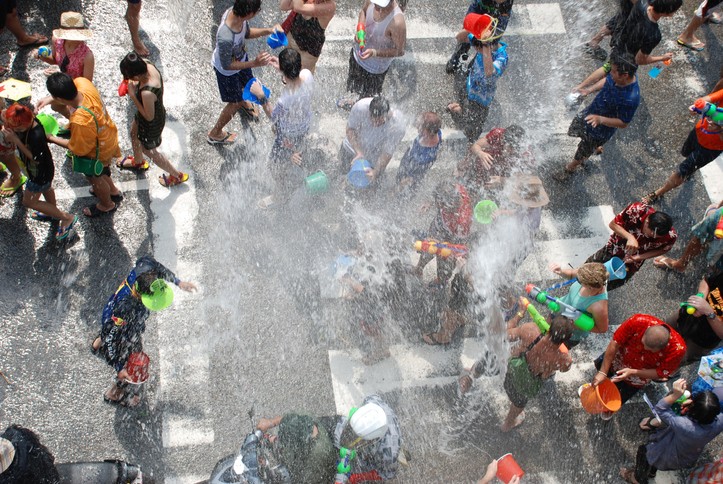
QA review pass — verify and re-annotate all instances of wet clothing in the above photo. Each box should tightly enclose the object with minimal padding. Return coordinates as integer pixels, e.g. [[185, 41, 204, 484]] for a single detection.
[[644, 398, 723, 471], [613, 0, 662, 59], [289, 13, 326, 58], [52, 39, 91, 79], [677, 120, 723, 179], [212, 8, 249, 76], [277, 414, 336, 484], [692, 207, 723, 274], [606, 0, 636, 46], [560, 282, 608, 344], [0, 426, 59, 484], [469, 0, 513, 31], [673, 272, 723, 350], [353, 3, 404, 75], [504, 334, 546, 408], [134, 62, 166, 150], [99, 256, 179, 372], [579, 74, 640, 142], [396, 132, 442, 187], [15, 121, 54, 186], [215, 67, 253, 103], [333, 395, 402, 480], [68, 78, 121, 163], [345, 48, 387, 98]]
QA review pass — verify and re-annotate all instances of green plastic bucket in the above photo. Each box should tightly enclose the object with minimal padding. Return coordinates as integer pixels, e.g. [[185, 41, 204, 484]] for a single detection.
[[305, 170, 329, 194], [37, 113, 59, 136], [474, 199, 498, 224]]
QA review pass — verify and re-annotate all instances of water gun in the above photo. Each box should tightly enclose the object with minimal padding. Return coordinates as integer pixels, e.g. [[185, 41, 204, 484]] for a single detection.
[[334, 447, 357, 484], [118, 79, 129, 97], [414, 239, 468, 259], [356, 22, 366, 51], [715, 209, 723, 239], [680, 293, 705, 315], [692, 99, 723, 124], [672, 390, 692, 415], [524, 284, 595, 332], [520, 297, 549, 334]]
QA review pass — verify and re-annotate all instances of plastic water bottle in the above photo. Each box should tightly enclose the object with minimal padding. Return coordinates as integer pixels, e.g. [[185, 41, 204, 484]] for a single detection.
[[649, 59, 672, 79]]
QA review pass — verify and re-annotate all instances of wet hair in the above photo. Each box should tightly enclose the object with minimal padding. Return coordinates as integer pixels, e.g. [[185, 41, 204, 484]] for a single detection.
[[688, 391, 721, 425], [503, 125, 525, 149], [369, 95, 390, 118], [120, 52, 148, 80], [233, 0, 262, 17], [46, 72, 78, 101], [433, 180, 461, 210], [135, 272, 159, 295], [3, 104, 34, 130], [279, 48, 302, 80], [576, 262, 608, 289], [642, 325, 670, 351], [548, 315, 575, 345], [418, 111, 441, 135], [647, 211, 673, 236], [610, 52, 637, 77], [650, 0, 683, 14]]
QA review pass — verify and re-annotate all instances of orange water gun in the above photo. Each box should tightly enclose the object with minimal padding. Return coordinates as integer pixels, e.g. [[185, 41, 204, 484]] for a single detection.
[[414, 239, 468, 259]]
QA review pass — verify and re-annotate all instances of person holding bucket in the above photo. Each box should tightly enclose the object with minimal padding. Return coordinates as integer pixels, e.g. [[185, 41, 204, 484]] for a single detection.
[[446, 3, 512, 74], [40, 72, 124, 218], [620, 378, 723, 484], [548, 262, 609, 348], [586, 201, 677, 291], [590, 313, 686, 420], [1, 104, 78, 240], [478, 458, 522, 484], [92, 256, 197, 406], [249, 48, 315, 209]]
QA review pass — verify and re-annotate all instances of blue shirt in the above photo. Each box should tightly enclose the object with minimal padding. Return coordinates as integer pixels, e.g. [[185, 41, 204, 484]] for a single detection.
[[396, 132, 442, 185], [467, 42, 508, 106], [583, 74, 640, 141]]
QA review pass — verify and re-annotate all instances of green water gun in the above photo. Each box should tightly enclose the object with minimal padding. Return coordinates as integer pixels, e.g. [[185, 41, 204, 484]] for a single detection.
[[680, 293, 705, 315], [521, 297, 550, 334], [525, 284, 595, 332]]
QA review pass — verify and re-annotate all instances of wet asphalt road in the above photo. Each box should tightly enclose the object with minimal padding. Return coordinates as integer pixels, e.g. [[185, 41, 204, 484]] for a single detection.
[[1, 0, 723, 482]]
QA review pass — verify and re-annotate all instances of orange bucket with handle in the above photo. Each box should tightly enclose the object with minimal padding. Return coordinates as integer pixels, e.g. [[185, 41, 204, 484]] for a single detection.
[[463, 13, 495, 40], [580, 380, 622, 414], [496, 454, 525, 483]]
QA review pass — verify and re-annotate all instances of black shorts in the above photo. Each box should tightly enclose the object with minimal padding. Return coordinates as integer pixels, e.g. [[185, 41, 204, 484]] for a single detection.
[[568, 115, 609, 160], [346, 49, 387, 98], [678, 127, 723, 179], [215, 66, 253, 103], [87, 166, 112, 178]]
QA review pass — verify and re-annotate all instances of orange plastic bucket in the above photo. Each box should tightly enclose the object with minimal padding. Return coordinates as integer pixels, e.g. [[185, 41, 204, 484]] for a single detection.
[[496, 454, 524, 483], [463, 13, 494, 39], [124, 351, 150, 384], [579, 380, 622, 414]]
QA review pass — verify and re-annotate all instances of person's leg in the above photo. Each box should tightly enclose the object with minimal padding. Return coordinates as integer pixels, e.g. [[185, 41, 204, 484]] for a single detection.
[[566, 136, 598, 171], [428, 309, 466, 343], [501, 403, 526, 432], [129, 119, 146, 163], [5, 5, 47, 46], [633, 444, 652, 484], [144, 147, 181, 178], [0, 151, 22, 191], [84, 171, 118, 215], [125, 0, 149, 57], [210, 102, 244, 140], [574, 67, 607, 93], [678, 13, 707, 48], [22, 188, 74, 227], [588, 24, 612, 48]]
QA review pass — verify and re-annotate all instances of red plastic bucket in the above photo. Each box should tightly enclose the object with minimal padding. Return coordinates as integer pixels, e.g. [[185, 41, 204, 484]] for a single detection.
[[496, 453, 524, 483], [463, 13, 494, 39], [124, 352, 150, 384]]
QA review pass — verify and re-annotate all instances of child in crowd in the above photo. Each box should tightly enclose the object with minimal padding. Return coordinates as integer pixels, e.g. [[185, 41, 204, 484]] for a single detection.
[[1, 104, 78, 240], [395, 112, 442, 192], [119, 52, 188, 187]]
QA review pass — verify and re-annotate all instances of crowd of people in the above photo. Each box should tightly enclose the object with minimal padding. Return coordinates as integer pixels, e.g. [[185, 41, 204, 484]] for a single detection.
[[2, 0, 723, 482]]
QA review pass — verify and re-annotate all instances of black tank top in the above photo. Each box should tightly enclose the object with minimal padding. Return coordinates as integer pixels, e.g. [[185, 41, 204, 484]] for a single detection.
[[290, 14, 325, 58]]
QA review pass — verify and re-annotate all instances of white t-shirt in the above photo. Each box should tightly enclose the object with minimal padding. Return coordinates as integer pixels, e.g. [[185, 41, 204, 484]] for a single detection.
[[343, 98, 406, 164], [272, 69, 315, 139]]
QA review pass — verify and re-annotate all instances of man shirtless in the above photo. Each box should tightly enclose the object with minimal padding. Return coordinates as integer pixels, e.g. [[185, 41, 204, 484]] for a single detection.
[[501, 311, 574, 432]]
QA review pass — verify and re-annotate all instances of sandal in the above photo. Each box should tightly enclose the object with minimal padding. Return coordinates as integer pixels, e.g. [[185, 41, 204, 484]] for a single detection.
[[30, 210, 54, 222], [0, 175, 27, 198], [55, 215, 78, 241], [116, 155, 149, 171], [159, 172, 189, 188], [238, 103, 259, 122], [207, 131, 237, 145], [88, 187, 123, 203], [422, 332, 449, 346], [83, 203, 117, 218], [641, 191, 661, 205], [638, 416, 660, 431]]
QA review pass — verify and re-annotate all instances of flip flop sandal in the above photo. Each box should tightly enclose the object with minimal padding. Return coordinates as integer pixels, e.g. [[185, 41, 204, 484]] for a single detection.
[[238, 104, 259, 122], [676, 39, 704, 51], [83, 203, 117, 218], [30, 210, 54, 221], [55, 215, 78, 241], [207, 131, 237, 145], [0, 175, 27, 198], [116, 155, 149, 171], [159, 172, 189, 188], [641, 191, 661, 205]]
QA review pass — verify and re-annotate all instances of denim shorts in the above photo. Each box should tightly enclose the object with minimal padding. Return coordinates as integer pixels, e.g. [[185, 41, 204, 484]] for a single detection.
[[25, 179, 51, 193]]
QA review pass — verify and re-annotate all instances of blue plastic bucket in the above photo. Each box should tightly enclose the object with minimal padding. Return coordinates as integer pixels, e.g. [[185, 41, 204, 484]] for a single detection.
[[267, 31, 288, 49], [242, 78, 270, 105], [347, 159, 372, 188], [604, 256, 627, 281]]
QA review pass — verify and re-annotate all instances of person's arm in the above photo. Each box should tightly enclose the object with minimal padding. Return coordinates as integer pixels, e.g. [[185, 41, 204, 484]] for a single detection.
[[469, 136, 494, 169], [369, 152, 393, 180], [250, 81, 274, 118], [1, 128, 29, 160], [279, 0, 293, 11], [482, 45, 494, 77], [145, 256, 198, 292], [34, 95, 54, 113], [588, 300, 609, 334], [609, 220, 639, 253], [256, 416, 283, 432], [584, 114, 629, 129], [346, 126, 363, 158], [687, 280, 723, 338], [290, 0, 336, 17], [128, 82, 156, 122], [549, 262, 576, 279], [358, 0, 370, 25], [634, 50, 672, 66], [505, 305, 526, 341], [82, 50, 94, 82], [575, 69, 607, 95], [248, 26, 275, 39], [627, 247, 669, 263], [612, 366, 659, 383], [592, 339, 619, 386]]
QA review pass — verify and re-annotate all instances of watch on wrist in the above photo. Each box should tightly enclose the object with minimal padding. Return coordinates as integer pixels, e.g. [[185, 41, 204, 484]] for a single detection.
[[707, 312, 717, 320]]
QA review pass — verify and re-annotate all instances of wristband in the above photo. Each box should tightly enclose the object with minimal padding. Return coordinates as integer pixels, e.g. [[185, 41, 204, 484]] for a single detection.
[[372, 49, 378, 57], [597, 371, 607, 376], [258, 96, 268, 105]]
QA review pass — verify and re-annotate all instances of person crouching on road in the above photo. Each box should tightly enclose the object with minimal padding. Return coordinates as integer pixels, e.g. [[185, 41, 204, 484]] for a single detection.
[[92, 256, 197, 407]]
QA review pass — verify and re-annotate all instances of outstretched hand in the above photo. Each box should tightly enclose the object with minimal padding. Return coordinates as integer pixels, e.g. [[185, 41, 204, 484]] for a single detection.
[[178, 281, 198, 292]]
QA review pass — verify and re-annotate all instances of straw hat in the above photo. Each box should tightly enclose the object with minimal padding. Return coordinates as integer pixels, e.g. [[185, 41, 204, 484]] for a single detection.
[[508, 174, 550, 208], [53, 12, 92, 41], [0, 438, 15, 473]]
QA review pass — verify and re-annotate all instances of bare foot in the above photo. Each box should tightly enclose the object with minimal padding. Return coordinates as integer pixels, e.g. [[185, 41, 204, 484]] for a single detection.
[[133, 41, 150, 57], [446, 102, 463, 114], [500, 411, 525, 432], [619, 467, 640, 484]]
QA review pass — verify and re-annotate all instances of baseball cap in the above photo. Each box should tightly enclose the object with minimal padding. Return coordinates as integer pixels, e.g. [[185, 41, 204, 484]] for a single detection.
[[371, 0, 392, 7]]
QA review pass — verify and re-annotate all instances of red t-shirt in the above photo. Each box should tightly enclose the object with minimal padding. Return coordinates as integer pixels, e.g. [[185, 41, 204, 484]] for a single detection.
[[606, 202, 677, 272], [696, 117, 723, 151], [612, 314, 686, 387], [439, 184, 472, 239]]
